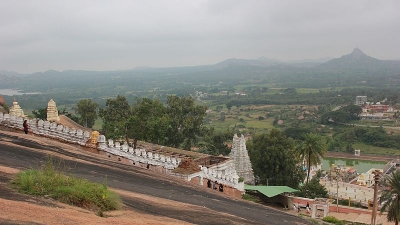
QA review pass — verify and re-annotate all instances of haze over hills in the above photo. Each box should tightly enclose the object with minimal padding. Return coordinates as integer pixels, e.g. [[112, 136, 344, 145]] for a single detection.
[[318, 48, 400, 73], [1, 48, 400, 94]]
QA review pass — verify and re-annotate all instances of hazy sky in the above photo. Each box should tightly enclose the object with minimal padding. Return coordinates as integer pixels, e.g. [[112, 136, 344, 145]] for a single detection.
[[1, 0, 399, 73]]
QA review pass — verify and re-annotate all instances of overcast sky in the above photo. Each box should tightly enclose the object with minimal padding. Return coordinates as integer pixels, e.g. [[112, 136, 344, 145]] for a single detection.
[[1, 0, 399, 73]]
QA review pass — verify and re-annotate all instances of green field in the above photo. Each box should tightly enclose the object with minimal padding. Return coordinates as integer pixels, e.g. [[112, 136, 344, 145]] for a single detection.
[[352, 143, 400, 156]]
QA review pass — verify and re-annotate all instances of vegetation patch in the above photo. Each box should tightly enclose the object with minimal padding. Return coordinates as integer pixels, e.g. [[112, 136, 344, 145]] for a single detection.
[[11, 158, 122, 214], [322, 216, 346, 225]]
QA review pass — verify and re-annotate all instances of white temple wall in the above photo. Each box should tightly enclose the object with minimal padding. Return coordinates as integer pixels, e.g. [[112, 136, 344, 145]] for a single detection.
[[0, 114, 244, 195]]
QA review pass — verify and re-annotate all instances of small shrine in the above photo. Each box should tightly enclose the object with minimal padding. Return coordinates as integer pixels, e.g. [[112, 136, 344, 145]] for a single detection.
[[90, 131, 100, 144], [9, 98, 26, 118], [47, 99, 60, 122], [229, 134, 255, 184]]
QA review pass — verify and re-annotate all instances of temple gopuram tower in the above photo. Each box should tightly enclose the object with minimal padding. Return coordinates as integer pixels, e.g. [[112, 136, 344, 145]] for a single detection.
[[47, 99, 60, 122], [229, 134, 255, 184], [9, 98, 26, 118]]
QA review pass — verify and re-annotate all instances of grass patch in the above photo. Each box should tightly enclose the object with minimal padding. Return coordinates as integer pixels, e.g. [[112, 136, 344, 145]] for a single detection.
[[11, 158, 122, 214], [92, 117, 103, 131], [246, 119, 275, 129], [352, 143, 400, 156], [241, 193, 259, 203], [322, 216, 346, 225]]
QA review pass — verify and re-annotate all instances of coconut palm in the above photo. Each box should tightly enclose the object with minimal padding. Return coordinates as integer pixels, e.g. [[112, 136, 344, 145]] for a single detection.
[[298, 133, 327, 184], [379, 170, 400, 225]]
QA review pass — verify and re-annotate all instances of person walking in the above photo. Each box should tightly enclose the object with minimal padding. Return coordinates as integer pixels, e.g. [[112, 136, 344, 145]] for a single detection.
[[23, 120, 29, 134]]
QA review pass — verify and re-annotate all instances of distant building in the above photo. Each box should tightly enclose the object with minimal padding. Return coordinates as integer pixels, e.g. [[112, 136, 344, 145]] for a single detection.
[[355, 96, 367, 106], [9, 98, 26, 118], [369, 104, 389, 112], [360, 113, 388, 120]]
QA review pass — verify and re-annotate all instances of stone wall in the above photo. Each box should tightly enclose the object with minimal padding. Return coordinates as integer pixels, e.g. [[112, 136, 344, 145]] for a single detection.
[[0, 112, 245, 197]]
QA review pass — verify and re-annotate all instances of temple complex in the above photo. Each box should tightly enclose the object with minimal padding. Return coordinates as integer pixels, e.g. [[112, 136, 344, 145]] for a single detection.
[[47, 99, 60, 122], [229, 134, 255, 184], [9, 98, 26, 118], [0, 111, 245, 198]]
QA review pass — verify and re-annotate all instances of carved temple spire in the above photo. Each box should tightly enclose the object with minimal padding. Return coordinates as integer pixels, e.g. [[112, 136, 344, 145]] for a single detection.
[[229, 134, 255, 184]]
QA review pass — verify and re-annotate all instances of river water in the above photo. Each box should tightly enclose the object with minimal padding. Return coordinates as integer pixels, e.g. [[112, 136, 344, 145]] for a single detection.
[[0, 89, 40, 95]]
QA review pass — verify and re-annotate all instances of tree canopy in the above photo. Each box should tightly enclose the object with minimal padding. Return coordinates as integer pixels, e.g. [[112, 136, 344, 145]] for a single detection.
[[99, 95, 132, 142], [99, 95, 207, 150], [247, 129, 305, 188], [76, 99, 98, 128], [380, 170, 400, 225], [297, 133, 327, 184], [164, 96, 207, 149], [126, 98, 169, 148], [295, 176, 328, 199]]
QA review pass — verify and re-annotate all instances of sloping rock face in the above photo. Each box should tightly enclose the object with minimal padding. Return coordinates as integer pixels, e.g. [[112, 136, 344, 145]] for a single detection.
[[58, 115, 91, 132]]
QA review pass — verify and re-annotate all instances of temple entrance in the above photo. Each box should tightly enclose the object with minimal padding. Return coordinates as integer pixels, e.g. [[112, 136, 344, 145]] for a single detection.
[[311, 198, 329, 218]]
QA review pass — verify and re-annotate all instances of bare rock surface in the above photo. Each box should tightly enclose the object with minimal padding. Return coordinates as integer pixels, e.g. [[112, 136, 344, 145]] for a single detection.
[[0, 130, 312, 225]]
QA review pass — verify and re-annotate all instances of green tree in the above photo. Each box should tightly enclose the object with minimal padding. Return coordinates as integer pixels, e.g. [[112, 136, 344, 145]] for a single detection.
[[284, 127, 312, 140], [379, 170, 400, 225], [298, 133, 327, 184], [341, 128, 356, 153], [127, 98, 169, 149], [295, 177, 328, 199], [76, 99, 98, 128], [320, 111, 353, 124], [165, 96, 207, 150], [99, 95, 131, 143], [226, 101, 233, 114], [198, 128, 234, 156], [32, 108, 47, 120], [220, 111, 226, 121], [340, 104, 362, 118], [247, 129, 305, 188]]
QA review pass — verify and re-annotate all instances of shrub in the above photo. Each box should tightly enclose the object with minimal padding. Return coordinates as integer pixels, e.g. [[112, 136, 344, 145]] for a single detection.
[[11, 158, 122, 213], [322, 216, 345, 225], [242, 193, 258, 202]]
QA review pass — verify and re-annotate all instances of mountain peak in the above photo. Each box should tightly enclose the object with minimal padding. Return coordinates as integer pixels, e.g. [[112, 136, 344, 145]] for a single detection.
[[350, 48, 366, 59]]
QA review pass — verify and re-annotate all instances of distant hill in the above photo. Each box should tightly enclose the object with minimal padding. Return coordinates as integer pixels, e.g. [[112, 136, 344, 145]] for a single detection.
[[1, 48, 400, 94], [213, 57, 331, 68], [213, 58, 282, 69], [0, 70, 22, 77], [318, 48, 400, 74]]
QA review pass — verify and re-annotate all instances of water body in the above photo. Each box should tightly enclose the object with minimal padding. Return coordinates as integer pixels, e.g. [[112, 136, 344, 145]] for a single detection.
[[322, 158, 386, 173], [0, 89, 41, 95]]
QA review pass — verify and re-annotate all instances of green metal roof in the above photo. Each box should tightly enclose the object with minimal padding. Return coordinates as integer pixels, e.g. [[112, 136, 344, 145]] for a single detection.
[[244, 185, 299, 198]]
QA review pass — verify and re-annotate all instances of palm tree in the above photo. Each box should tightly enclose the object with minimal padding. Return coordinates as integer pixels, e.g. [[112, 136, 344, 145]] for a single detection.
[[298, 133, 327, 184], [379, 170, 400, 225]]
